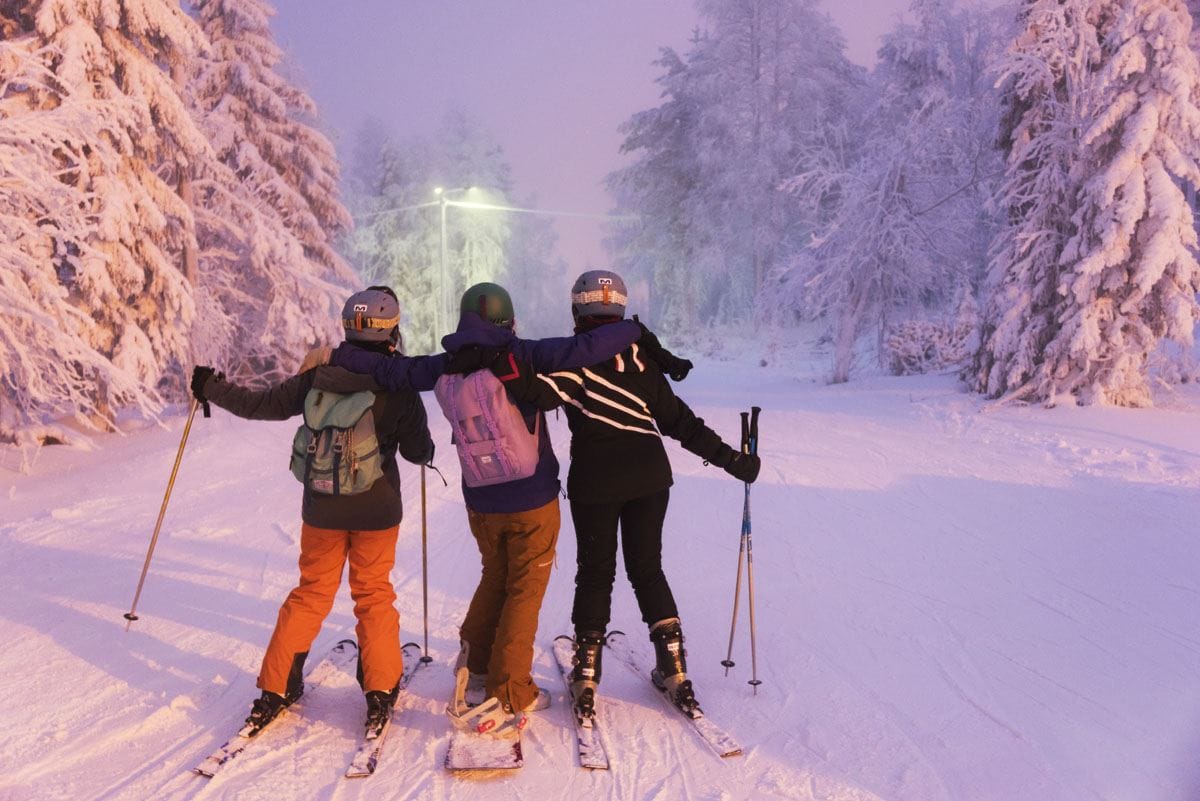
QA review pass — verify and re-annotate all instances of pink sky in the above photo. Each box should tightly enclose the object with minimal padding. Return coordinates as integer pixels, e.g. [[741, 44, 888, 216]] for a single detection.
[[272, 1, 934, 272]]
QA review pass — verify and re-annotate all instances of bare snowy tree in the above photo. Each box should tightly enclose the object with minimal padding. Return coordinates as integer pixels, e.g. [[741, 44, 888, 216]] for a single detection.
[[778, 0, 1006, 382], [610, 0, 863, 329]]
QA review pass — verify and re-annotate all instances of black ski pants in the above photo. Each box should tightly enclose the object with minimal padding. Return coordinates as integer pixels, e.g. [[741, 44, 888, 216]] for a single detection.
[[569, 489, 677, 635]]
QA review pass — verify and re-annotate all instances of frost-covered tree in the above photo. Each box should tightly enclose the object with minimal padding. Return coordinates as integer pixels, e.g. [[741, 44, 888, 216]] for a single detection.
[[346, 112, 549, 353], [610, 0, 862, 329], [189, 0, 355, 382], [0, 0, 214, 438], [977, 0, 1200, 406], [0, 43, 158, 441], [608, 46, 706, 331], [774, 0, 1006, 382]]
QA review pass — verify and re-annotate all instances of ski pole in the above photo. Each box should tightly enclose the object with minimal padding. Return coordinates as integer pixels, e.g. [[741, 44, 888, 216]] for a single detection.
[[745, 406, 762, 693], [721, 411, 752, 675], [419, 465, 433, 664], [124, 396, 208, 630]]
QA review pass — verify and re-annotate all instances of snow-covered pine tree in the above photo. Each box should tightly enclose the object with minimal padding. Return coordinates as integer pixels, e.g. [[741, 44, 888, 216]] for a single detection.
[[0, 41, 155, 442], [978, 0, 1200, 406], [0, 0, 215, 437], [975, 0, 1099, 402], [1051, 0, 1200, 406], [189, 0, 355, 382], [608, 45, 707, 331]]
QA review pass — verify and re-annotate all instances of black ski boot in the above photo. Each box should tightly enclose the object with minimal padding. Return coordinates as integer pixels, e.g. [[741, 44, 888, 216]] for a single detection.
[[242, 652, 307, 736], [649, 617, 701, 718], [242, 691, 290, 736], [570, 631, 605, 718], [364, 685, 398, 738]]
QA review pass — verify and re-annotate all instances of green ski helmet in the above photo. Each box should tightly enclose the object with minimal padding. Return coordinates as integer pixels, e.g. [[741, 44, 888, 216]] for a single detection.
[[460, 282, 515, 328]]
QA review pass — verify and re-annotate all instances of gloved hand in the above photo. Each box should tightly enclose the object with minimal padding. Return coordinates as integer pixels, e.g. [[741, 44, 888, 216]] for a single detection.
[[724, 452, 761, 484], [489, 351, 561, 411], [633, 317, 693, 382], [190, 366, 220, 402], [297, 345, 332, 374], [424, 442, 436, 467], [445, 345, 504, 375]]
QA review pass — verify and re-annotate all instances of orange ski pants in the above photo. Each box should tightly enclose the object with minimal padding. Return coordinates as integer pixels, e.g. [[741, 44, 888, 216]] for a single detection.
[[459, 498, 560, 714], [258, 523, 402, 695]]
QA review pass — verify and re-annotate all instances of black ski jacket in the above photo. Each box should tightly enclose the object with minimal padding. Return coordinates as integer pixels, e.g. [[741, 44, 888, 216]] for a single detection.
[[517, 342, 738, 505], [201, 359, 432, 530]]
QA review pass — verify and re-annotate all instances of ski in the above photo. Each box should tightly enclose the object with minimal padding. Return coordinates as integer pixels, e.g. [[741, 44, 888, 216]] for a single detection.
[[194, 638, 359, 778], [344, 641, 426, 778], [444, 728, 523, 771], [605, 630, 742, 758], [552, 635, 609, 770]]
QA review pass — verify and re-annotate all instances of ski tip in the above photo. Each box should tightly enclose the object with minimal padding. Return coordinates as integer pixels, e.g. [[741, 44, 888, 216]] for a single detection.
[[604, 630, 625, 641], [334, 638, 359, 652], [554, 634, 575, 643], [401, 641, 421, 649]]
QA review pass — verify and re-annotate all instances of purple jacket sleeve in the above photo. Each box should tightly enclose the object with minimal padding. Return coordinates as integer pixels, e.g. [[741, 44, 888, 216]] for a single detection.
[[512, 320, 640, 372], [330, 345, 449, 392]]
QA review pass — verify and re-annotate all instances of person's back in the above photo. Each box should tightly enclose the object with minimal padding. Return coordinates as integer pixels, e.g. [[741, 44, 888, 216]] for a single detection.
[[487, 270, 760, 721], [191, 286, 432, 738]]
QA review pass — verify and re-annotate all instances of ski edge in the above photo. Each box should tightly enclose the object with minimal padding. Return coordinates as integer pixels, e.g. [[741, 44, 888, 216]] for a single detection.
[[193, 638, 360, 779], [552, 635, 610, 770], [604, 630, 743, 758], [344, 641, 426, 779]]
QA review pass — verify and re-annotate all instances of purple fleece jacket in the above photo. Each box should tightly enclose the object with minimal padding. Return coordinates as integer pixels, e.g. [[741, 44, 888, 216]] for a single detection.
[[330, 314, 640, 513]]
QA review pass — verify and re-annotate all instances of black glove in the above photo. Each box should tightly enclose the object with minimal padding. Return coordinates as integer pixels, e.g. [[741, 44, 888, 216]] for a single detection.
[[190, 365, 219, 402], [724, 452, 761, 484], [633, 317, 692, 382], [490, 350, 557, 409], [445, 345, 504, 375], [664, 355, 693, 382]]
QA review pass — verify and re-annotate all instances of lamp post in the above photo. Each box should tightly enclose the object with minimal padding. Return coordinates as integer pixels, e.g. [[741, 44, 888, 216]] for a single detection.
[[433, 186, 475, 333]]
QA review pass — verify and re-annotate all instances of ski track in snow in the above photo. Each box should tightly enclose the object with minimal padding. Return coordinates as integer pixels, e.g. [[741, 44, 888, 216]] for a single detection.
[[1, 364, 1199, 801]]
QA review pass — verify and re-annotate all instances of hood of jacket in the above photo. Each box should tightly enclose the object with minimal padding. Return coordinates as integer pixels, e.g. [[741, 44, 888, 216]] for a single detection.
[[311, 363, 386, 393], [440, 312, 517, 353]]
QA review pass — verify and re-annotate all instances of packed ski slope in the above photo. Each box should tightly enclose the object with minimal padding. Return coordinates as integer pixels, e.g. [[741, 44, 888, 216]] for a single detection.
[[1, 356, 1198, 801]]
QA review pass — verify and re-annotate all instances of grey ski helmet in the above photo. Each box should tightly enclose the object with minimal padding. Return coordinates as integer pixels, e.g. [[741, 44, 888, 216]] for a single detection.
[[570, 269, 627, 320], [342, 286, 400, 344]]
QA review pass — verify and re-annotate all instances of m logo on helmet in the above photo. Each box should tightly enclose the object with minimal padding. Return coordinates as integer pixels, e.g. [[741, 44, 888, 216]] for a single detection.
[[353, 304, 368, 312]]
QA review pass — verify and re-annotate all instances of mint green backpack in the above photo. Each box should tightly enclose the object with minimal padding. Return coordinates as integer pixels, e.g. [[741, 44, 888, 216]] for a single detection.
[[290, 389, 383, 495]]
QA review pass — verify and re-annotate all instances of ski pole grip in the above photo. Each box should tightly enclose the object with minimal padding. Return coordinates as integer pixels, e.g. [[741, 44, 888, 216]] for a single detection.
[[749, 406, 760, 454], [202, 400, 211, 418], [740, 411, 750, 454]]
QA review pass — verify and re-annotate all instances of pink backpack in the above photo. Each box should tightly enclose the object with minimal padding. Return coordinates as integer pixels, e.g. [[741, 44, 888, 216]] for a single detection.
[[434, 370, 541, 487]]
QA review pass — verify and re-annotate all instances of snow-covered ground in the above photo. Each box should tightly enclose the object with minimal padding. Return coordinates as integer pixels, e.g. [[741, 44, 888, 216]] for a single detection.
[[1, 358, 1198, 801]]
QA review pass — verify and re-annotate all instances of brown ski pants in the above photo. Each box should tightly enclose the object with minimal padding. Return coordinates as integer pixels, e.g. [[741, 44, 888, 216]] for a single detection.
[[459, 498, 560, 713], [258, 523, 402, 695]]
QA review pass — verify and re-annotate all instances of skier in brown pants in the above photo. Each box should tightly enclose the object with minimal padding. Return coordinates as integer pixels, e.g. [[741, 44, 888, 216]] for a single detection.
[[190, 286, 433, 737]]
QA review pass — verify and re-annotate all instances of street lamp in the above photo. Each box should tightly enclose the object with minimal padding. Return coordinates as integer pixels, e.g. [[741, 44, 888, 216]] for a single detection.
[[433, 186, 477, 333]]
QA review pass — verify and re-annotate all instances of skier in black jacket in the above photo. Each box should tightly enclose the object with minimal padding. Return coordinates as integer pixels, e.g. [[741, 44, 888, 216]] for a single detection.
[[491, 270, 760, 719]]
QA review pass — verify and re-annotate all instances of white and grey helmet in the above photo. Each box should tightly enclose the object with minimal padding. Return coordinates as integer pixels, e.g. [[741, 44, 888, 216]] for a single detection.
[[342, 287, 401, 344], [570, 269, 628, 320]]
